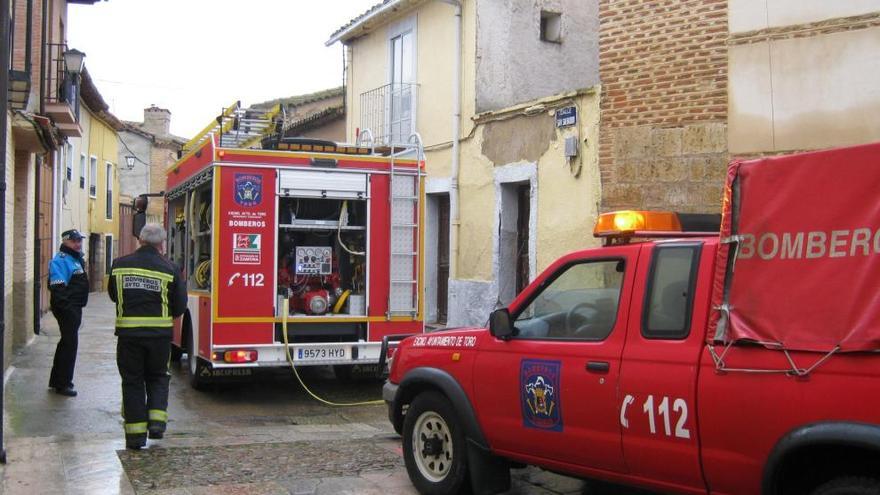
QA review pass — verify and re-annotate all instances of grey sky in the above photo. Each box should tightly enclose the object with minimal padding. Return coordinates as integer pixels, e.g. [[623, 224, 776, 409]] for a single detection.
[[68, 0, 378, 139]]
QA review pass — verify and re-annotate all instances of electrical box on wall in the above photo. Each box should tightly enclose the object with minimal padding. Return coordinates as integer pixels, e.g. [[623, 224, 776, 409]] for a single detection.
[[564, 136, 579, 158]]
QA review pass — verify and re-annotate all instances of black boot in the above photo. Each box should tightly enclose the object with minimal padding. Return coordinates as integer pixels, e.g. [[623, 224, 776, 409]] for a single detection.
[[125, 434, 146, 450], [148, 422, 165, 439]]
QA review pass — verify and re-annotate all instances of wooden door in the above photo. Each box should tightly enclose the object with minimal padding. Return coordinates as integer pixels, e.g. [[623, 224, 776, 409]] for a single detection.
[[515, 184, 530, 295], [118, 202, 135, 258], [436, 194, 449, 324], [37, 157, 54, 313]]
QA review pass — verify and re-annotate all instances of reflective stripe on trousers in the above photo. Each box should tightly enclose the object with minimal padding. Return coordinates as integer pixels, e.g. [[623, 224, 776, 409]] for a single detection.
[[124, 422, 148, 435], [148, 409, 168, 423]]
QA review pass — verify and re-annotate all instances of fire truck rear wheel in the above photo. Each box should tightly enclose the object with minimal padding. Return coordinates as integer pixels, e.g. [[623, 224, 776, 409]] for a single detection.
[[170, 344, 183, 363], [171, 312, 191, 364], [187, 327, 209, 390], [403, 391, 469, 495]]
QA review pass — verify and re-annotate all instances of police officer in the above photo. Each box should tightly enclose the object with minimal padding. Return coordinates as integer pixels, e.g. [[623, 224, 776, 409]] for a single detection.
[[108, 224, 186, 450], [48, 229, 90, 397]]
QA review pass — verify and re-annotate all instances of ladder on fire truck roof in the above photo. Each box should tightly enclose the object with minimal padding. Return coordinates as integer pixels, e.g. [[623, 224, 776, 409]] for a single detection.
[[363, 130, 424, 318], [182, 101, 282, 152]]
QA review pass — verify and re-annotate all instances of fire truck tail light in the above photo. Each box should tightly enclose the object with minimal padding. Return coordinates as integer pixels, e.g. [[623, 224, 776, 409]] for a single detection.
[[593, 210, 682, 237], [222, 350, 258, 363]]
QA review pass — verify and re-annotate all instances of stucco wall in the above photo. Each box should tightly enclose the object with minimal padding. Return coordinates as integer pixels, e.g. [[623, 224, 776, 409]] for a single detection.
[[447, 90, 602, 327], [345, 1, 457, 148], [475, 0, 599, 113], [728, 3, 880, 154], [730, 0, 880, 32], [87, 111, 120, 290], [298, 118, 346, 142], [88, 115, 119, 238], [61, 131, 93, 240], [117, 131, 151, 206]]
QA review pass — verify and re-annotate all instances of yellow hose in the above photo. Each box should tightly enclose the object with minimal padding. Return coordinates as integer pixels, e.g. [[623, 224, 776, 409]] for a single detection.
[[282, 299, 383, 407], [332, 289, 351, 314]]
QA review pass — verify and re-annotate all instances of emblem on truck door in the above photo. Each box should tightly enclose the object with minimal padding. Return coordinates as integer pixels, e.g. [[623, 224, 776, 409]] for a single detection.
[[521, 359, 563, 432]]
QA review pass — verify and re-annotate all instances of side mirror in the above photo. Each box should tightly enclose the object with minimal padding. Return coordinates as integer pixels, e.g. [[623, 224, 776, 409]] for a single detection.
[[489, 308, 514, 340], [134, 194, 148, 213]]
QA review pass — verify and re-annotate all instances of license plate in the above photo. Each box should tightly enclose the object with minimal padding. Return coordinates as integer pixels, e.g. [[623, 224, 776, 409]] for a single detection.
[[295, 346, 350, 362]]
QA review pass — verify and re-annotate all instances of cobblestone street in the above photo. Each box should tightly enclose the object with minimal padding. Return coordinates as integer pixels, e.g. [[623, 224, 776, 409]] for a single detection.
[[0, 296, 629, 494]]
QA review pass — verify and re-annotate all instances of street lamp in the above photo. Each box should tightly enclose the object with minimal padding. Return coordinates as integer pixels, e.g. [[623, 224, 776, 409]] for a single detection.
[[62, 48, 86, 75], [125, 155, 136, 170]]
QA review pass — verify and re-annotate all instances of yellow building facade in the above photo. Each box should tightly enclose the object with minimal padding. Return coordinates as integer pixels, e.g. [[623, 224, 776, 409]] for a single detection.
[[85, 106, 120, 291], [331, 0, 602, 326]]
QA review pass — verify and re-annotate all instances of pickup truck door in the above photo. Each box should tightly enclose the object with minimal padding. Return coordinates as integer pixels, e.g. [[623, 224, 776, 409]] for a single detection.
[[618, 241, 713, 494], [473, 247, 638, 473]]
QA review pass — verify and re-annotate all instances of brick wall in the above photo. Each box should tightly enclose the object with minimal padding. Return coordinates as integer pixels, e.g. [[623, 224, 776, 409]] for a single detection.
[[13, 151, 34, 347], [149, 142, 177, 220], [599, 0, 729, 213], [11, 0, 44, 108]]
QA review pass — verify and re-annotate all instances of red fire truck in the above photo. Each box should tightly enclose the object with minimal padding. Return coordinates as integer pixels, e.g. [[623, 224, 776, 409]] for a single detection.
[[162, 103, 425, 388]]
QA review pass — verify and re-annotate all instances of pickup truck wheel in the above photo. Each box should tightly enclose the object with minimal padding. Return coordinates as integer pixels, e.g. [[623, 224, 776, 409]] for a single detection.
[[811, 476, 880, 495], [403, 391, 469, 494]]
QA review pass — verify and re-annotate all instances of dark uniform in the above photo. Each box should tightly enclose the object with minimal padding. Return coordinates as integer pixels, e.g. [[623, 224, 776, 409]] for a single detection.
[[108, 244, 186, 449], [48, 237, 89, 395]]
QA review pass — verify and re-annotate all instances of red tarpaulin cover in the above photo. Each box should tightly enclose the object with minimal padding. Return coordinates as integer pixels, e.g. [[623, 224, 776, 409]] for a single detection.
[[711, 142, 880, 353]]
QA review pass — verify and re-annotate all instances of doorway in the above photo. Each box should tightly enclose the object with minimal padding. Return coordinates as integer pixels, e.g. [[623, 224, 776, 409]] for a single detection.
[[38, 155, 54, 313], [498, 181, 531, 306], [515, 183, 530, 295], [436, 194, 450, 324], [88, 233, 100, 291], [425, 192, 450, 325]]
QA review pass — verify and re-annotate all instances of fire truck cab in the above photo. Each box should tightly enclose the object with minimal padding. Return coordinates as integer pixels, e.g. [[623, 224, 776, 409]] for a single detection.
[[163, 103, 425, 388]]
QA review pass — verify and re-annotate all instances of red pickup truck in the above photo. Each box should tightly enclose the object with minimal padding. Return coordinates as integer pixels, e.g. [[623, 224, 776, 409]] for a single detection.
[[381, 143, 880, 495]]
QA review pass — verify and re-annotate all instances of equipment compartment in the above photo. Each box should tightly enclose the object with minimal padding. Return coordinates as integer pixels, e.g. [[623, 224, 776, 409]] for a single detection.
[[277, 197, 368, 317]]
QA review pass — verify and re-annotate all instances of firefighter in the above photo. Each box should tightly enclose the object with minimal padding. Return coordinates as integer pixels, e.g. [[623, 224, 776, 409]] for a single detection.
[[48, 229, 90, 397], [108, 224, 187, 450]]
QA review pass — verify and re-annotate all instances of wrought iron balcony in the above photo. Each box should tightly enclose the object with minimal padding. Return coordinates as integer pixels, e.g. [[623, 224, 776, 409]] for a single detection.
[[359, 82, 417, 146], [43, 43, 82, 136]]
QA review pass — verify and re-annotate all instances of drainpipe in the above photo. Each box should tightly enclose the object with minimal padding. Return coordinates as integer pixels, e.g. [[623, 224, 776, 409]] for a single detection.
[[1, 0, 11, 464], [439, 0, 462, 285]]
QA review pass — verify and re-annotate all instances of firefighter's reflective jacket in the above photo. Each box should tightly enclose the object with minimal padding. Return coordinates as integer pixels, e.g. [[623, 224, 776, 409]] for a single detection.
[[108, 245, 187, 338]]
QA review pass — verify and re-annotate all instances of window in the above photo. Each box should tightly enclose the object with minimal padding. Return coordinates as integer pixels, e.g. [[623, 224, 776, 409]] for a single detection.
[[105, 162, 113, 219], [65, 144, 73, 181], [79, 154, 86, 189], [104, 234, 113, 275], [89, 156, 97, 197], [642, 244, 701, 339], [387, 17, 416, 144], [513, 259, 624, 341], [540, 11, 562, 43]]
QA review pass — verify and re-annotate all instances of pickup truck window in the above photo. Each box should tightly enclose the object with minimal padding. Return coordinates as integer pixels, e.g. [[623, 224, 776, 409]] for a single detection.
[[642, 244, 701, 339], [513, 259, 624, 340]]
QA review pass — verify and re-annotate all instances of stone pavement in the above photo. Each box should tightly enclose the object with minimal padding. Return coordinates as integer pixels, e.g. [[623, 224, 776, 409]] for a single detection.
[[0, 295, 639, 495]]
